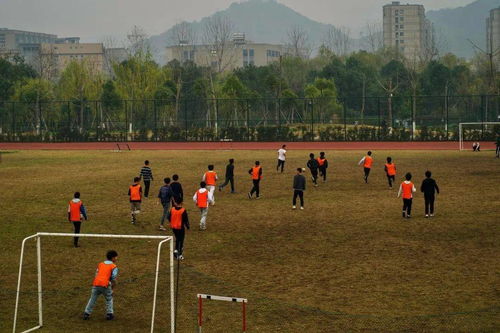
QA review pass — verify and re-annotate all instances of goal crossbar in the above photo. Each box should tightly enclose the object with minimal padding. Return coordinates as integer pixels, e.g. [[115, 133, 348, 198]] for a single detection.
[[13, 232, 174, 333], [458, 122, 500, 151]]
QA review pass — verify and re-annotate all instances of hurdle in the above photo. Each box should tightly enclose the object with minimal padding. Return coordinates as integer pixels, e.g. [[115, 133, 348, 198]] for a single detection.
[[197, 294, 247, 332]]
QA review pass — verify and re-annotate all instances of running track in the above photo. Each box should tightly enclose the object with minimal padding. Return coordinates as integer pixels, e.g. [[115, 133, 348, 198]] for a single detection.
[[0, 141, 496, 150]]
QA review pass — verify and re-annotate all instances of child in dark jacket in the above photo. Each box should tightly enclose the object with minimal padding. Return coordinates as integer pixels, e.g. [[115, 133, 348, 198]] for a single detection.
[[420, 170, 440, 217], [292, 168, 306, 210]]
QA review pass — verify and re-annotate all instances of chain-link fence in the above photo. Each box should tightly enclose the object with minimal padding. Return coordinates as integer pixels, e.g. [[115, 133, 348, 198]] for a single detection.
[[0, 95, 499, 142]]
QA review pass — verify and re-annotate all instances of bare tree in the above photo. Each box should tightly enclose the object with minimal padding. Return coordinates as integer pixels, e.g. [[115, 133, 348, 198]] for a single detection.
[[169, 21, 197, 47], [360, 21, 383, 53], [202, 15, 235, 73], [286, 25, 311, 59], [126, 25, 151, 58], [322, 26, 352, 57]]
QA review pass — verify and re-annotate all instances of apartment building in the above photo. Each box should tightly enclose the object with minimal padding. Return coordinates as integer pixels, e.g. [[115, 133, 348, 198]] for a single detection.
[[383, 2, 433, 60], [486, 7, 500, 70], [0, 28, 57, 62], [39, 42, 105, 75]]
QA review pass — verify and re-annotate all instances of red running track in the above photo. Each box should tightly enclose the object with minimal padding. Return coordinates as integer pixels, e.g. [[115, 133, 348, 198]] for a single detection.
[[0, 141, 496, 150]]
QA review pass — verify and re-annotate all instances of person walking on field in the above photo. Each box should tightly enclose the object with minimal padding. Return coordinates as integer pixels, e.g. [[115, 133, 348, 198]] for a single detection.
[[398, 172, 416, 218], [307, 153, 319, 187], [292, 168, 306, 210], [68, 192, 88, 248], [170, 174, 183, 204], [219, 158, 235, 193], [248, 161, 263, 199], [128, 177, 142, 224], [202, 165, 218, 205], [420, 170, 440, 218], [157, 177, 174, 231], [169, 199, 189, 260], [317, 152, 328, 182], [496, 136, 500, 158], [83, 250, 119, 321], [358, 151, 373, 183], [384, 157, 397, 188], [277, 144, 287, 173], [193, 181, 214, 230], [139, 160, 153, 198]]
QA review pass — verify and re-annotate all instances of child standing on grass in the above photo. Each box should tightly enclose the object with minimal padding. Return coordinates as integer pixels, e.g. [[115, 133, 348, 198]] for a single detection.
[[292, 168, 306, 210], [139, 160, 153, 198], [358, 151, 373, 183], [202, 165, 218, 205], [317, 152, 328, 182], [384, 157, 397, 188], [219, 158, 235, 193], [170, 174, 184, 204], [128, 176, 142, 224], [83, 250, 118, 321], [398, 172, 416, 218], [277, 144, 287, 173], [193, 181, 214, 230], [157, 177, 173, 231], [307, 153, 319, 187], [248, 161, 263, 199], [68, 192, 88, 248], [420, 171, 440, 218], [169, 199, 190, 260]]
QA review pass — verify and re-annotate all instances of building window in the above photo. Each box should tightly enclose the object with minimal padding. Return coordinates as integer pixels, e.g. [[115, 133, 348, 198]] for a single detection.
[[400, 9, 404, 14], [400, 39, 404, 43], [395, 17, 399, 23], [400, 25, 404, 29], [400, 16, 404, 22], [395, 32, 399, 37], [395, 25, 399, 30], [249, 49, 254, 57], [243, 49, 248, 56], [400, 32, 404, 37], [395, 9, 399, 15]]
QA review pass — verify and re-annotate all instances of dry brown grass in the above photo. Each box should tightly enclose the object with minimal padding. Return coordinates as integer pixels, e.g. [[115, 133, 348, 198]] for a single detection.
[[0, 149, 499, 332]]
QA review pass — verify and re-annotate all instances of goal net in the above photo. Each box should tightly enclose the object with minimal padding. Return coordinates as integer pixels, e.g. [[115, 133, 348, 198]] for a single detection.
[[458, 122, 500, 151], [12, 232, 174, 333]]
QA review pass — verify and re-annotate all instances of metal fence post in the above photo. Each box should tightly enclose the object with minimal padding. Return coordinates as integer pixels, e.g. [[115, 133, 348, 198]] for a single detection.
[[184, 99, 188, 141], [246, 99, 250, 141], [310, 99, 314, 141], [343, 99, 347, 141], [377, 97, 381, 141]]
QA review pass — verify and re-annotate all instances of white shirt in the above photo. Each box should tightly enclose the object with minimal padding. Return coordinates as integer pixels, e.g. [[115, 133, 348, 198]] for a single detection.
[[192, 188, 214, 207], [278, 148, 287, 161]]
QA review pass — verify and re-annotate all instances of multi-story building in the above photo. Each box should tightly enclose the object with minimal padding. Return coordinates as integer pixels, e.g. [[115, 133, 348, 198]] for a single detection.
[[39, 42, 105, 75], [486, 7, 500, 70], [0, 28, 57, 62], [383, 2, 433, 60], [166, 35, 287, 71]]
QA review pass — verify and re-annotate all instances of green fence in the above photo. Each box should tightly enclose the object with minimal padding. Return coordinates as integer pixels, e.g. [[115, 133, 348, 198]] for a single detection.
[[0, 95, 498, 142]]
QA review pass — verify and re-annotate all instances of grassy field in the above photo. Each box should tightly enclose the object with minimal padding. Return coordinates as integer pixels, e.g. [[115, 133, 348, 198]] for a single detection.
[[0, 149, 499, 333]]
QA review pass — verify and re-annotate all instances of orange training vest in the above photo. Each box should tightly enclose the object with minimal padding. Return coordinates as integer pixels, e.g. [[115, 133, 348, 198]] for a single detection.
[[129, 184, 141, 201], [317, 158, 325, 167], [69, 201, 82, 222], [93, 262, 117, 287], [204, 171, 217, 186], [385, 163, 396, 176], [196, 189, 208, 208], [170, 207, 185, 229], [401, 182, 414, 199], [364, 156, 373, 168], [251, 166, 262, 180]]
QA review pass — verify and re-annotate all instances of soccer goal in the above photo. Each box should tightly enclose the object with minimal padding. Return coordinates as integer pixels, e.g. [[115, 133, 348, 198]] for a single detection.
[[197, 293, 248, 333], [458, 122, 500, 151], [12, 232, 174, 333]]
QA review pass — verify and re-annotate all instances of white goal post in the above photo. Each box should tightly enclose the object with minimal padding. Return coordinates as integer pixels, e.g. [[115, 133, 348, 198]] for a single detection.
[[458, 122, 500, 151], [12, 232, 174, 333]]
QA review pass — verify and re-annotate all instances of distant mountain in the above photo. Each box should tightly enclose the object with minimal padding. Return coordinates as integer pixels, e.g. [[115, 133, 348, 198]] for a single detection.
[[427, 0, 499, 58], [149, 0, 335, 64]]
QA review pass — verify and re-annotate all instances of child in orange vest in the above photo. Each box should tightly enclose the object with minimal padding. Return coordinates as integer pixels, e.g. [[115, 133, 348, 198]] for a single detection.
[[83, 250, 118, 321], [202, 165, 218, 205], [169, 199, 190, 260], [68, 192, 88, 248], [317, 152, 328, 182], [128, 177, 142, 224], [398, 172, 416, 218], [248, 161, 262, 199], [384, 157, 397, 188], [358, 151, 373, 183], [193, 181, 214, 230]]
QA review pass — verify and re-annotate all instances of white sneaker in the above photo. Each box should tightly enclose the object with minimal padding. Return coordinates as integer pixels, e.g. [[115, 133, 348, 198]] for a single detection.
[[425, 214, 429, 218], [178, 255, 184, 260], [158, 226, 167, 231], [430, 214, 434, 217], [292, 205, 296, 209], [300, 207, 304, 210]]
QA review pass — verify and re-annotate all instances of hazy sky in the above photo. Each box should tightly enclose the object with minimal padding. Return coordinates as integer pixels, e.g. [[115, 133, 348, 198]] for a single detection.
[[0, 0, 474, 41]]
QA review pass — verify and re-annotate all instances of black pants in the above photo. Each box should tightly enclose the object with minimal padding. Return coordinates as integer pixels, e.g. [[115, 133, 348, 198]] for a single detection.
[[310, 169, 318, 185], [496, 146, 500, 158], [277, 159, 285, 173], [292, 190, 304, 206], [72, 221, 81, 246], [220, 176, 235, 192], [402, 198, 412, 216], [319, 166, 327, 181], [143, 180, 151, 197], [424, 194, 435, 215], [364, 168, 371, 183], [387, 174, 395, 187], [172, 228, 185, 256], [250, 179, 260, 197]]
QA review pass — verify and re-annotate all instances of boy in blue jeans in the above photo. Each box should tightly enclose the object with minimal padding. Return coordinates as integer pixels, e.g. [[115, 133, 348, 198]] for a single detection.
[[83, 250, 119, 320]]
